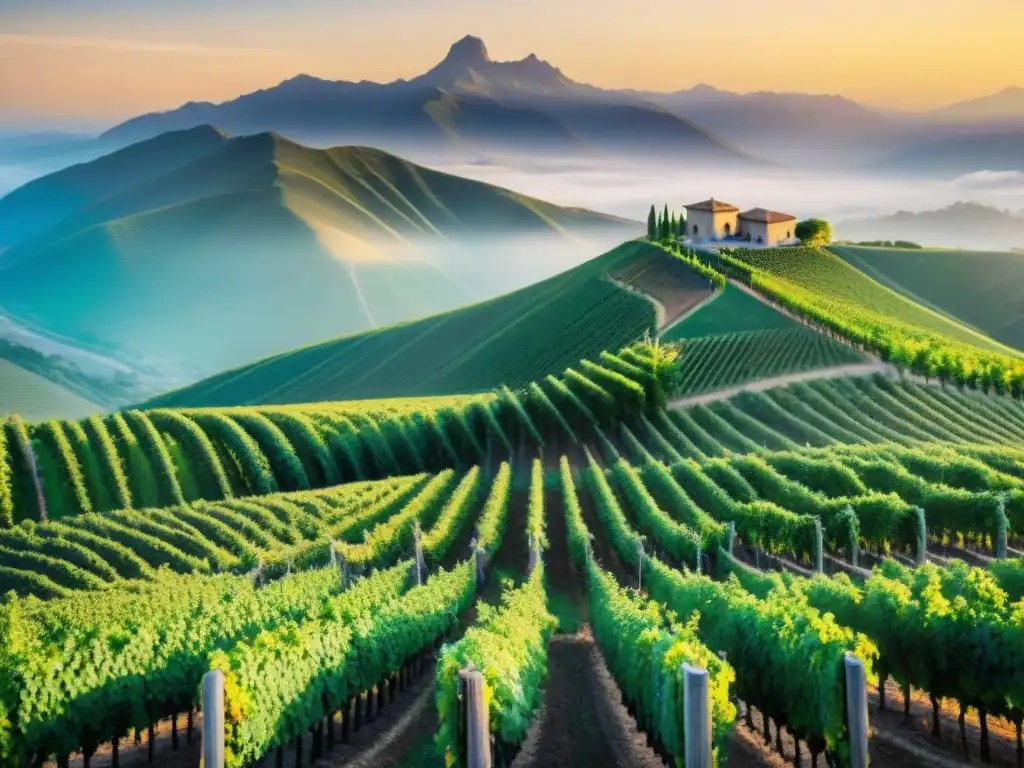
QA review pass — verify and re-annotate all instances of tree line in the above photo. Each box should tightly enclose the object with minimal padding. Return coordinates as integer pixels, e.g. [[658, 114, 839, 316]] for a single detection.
[[647, 204, 686, 242]]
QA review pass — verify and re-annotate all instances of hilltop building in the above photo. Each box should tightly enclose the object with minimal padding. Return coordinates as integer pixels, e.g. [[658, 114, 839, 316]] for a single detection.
[[684, 198, 797, 246]]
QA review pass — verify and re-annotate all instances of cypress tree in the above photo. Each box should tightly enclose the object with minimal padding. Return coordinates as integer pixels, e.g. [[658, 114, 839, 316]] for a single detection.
[[647, 205, 657, 240], [670, 212, 677, 238], [661, 204, 670, 240]]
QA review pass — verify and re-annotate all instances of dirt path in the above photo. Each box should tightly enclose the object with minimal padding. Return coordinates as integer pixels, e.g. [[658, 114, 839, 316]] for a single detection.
[[511, 629, 668, 768], [667, 362, 888, 408], [659, 290, 722, 337]]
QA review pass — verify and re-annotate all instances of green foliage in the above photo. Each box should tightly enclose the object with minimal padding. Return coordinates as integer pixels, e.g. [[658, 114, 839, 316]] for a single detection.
[[436, 567, 556, 762], [108, 412, 161, 508], [0, 565, 368, 764], [122, 410, 186, 507], [422, 467, 482, 565], [672, 328, 862, 398], [476, 463, 512, 556], [527, 458, 547, 551], [190, 412, 279, 496], [337, 470, 454, 569], [721, 246, 1024, 394], [588, 558, 736, 766], [231, 412, 310, 492], [31, 420, 91, 518], [83, 415, 133, 509], [147, 410, 232, 501], [660, 556, 872, 764], [0, 426, 12, 528], [795, 218, 832, 246], [263, 410, 341, 488]]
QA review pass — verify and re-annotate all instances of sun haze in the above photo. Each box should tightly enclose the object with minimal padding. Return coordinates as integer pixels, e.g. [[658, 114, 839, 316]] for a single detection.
[[1, 0, 1021, 125]]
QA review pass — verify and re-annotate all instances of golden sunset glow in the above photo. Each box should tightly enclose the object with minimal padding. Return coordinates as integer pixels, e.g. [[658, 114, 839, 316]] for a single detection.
[[1, 0, 1022, 123]]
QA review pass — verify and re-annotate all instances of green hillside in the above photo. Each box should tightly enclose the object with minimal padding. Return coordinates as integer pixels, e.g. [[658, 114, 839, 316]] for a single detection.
[[0, 360, 101, 421], [662, 282, 798, 341], [0, 125, 230, 249], [143, 240, 672, 407], [0, 131, 634, 375], [830, 244, 1024, 352]]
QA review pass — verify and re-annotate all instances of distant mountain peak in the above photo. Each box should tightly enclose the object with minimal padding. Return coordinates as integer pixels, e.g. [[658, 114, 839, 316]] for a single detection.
[[444, 35, 491, 66]]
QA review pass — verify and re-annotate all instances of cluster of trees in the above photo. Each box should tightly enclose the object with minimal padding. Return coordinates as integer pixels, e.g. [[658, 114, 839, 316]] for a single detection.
[[794, 218, 832, 246], [647, 204, 686, 242]]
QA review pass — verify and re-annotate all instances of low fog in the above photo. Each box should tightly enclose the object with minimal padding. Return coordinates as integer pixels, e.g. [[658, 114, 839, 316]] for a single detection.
[[5, 150, 1024, 252], [424, 154, 1024, 250]]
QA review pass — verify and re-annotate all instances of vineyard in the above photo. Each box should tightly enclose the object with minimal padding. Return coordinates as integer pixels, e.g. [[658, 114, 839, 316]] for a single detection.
[[830, 244, 1024, 352], [709, 246, 1024, 394], [5, 229, 1024, 767], [661, 282, 799, 341], [673, 327, 864, 397]]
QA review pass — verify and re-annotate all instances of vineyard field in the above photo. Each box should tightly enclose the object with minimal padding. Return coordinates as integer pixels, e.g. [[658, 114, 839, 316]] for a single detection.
[[673, 327, 864, 397], [829, 244, 1024, 352], [661, 282, 798, 340], [724, 246, 1016, 355]]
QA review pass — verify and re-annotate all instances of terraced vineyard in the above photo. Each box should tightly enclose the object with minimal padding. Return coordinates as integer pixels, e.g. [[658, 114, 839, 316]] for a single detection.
[[661, 281, 798, 341], [608, 243, 719, 328], [7, 230, 1024, 768], [673, 327, 865, 397], [830, 244, 1024, 351], [712, 245, 1024, 393]]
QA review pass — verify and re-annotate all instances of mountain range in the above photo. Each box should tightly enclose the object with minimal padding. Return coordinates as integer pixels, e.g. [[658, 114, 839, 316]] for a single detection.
[[0, 126, 635, 381], [2, 35, 1022, 177], [102, 36, 752, 166], [836, 202, 1024, 251]]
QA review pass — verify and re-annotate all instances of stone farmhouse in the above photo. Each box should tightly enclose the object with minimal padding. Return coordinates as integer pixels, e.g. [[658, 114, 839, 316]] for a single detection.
[[683, 198, 797, 246]]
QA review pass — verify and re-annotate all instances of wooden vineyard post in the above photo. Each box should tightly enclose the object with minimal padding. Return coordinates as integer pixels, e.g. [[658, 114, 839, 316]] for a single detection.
[[414, 524, 426, 586], [813, 517, 824, 574], [202, 670, 225, 768], [528, 533, 540, 574], [682, 663, 712, 768], [844, 653, 869, 768], [458, 667, 491, 768], [913, 507, 927, 566], [474, 541, 487, 592], [996, 494, 1009, 559], [726, 521, 735, 555]]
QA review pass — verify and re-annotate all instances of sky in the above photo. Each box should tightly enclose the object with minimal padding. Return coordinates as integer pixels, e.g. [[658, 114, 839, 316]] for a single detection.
[[1, 0, 1022, 128]]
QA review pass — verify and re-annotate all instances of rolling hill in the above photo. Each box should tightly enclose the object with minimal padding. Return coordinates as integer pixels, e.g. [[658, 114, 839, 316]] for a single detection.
[[830, 244, 1024, 352], [141, 240, 670, 407], [722, 245, 1021, 358], [143, 239, 867, 410], [0, 130, 635, 377], [0, 125, 231, 248]]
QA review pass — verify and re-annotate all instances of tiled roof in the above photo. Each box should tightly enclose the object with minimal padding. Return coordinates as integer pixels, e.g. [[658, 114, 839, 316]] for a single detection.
[[738, 207, 796, 224], [684, 198, 739, 213]]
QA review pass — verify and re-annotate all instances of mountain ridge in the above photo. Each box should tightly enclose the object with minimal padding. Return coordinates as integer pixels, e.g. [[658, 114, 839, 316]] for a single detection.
[[0, 129, 637, 377]]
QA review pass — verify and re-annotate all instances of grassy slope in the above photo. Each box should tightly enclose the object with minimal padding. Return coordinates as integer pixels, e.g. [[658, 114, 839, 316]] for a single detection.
[[143, 240, 664, 407], [728, 246, 1021, 358], [0, 133, 633, 375], [829, 245, 1024, 353], [662, 282, 798, 341], [0, 360, 101, 421]]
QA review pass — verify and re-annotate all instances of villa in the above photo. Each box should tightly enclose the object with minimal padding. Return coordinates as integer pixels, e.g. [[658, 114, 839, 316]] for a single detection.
[[683, 198, 797, 246]]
